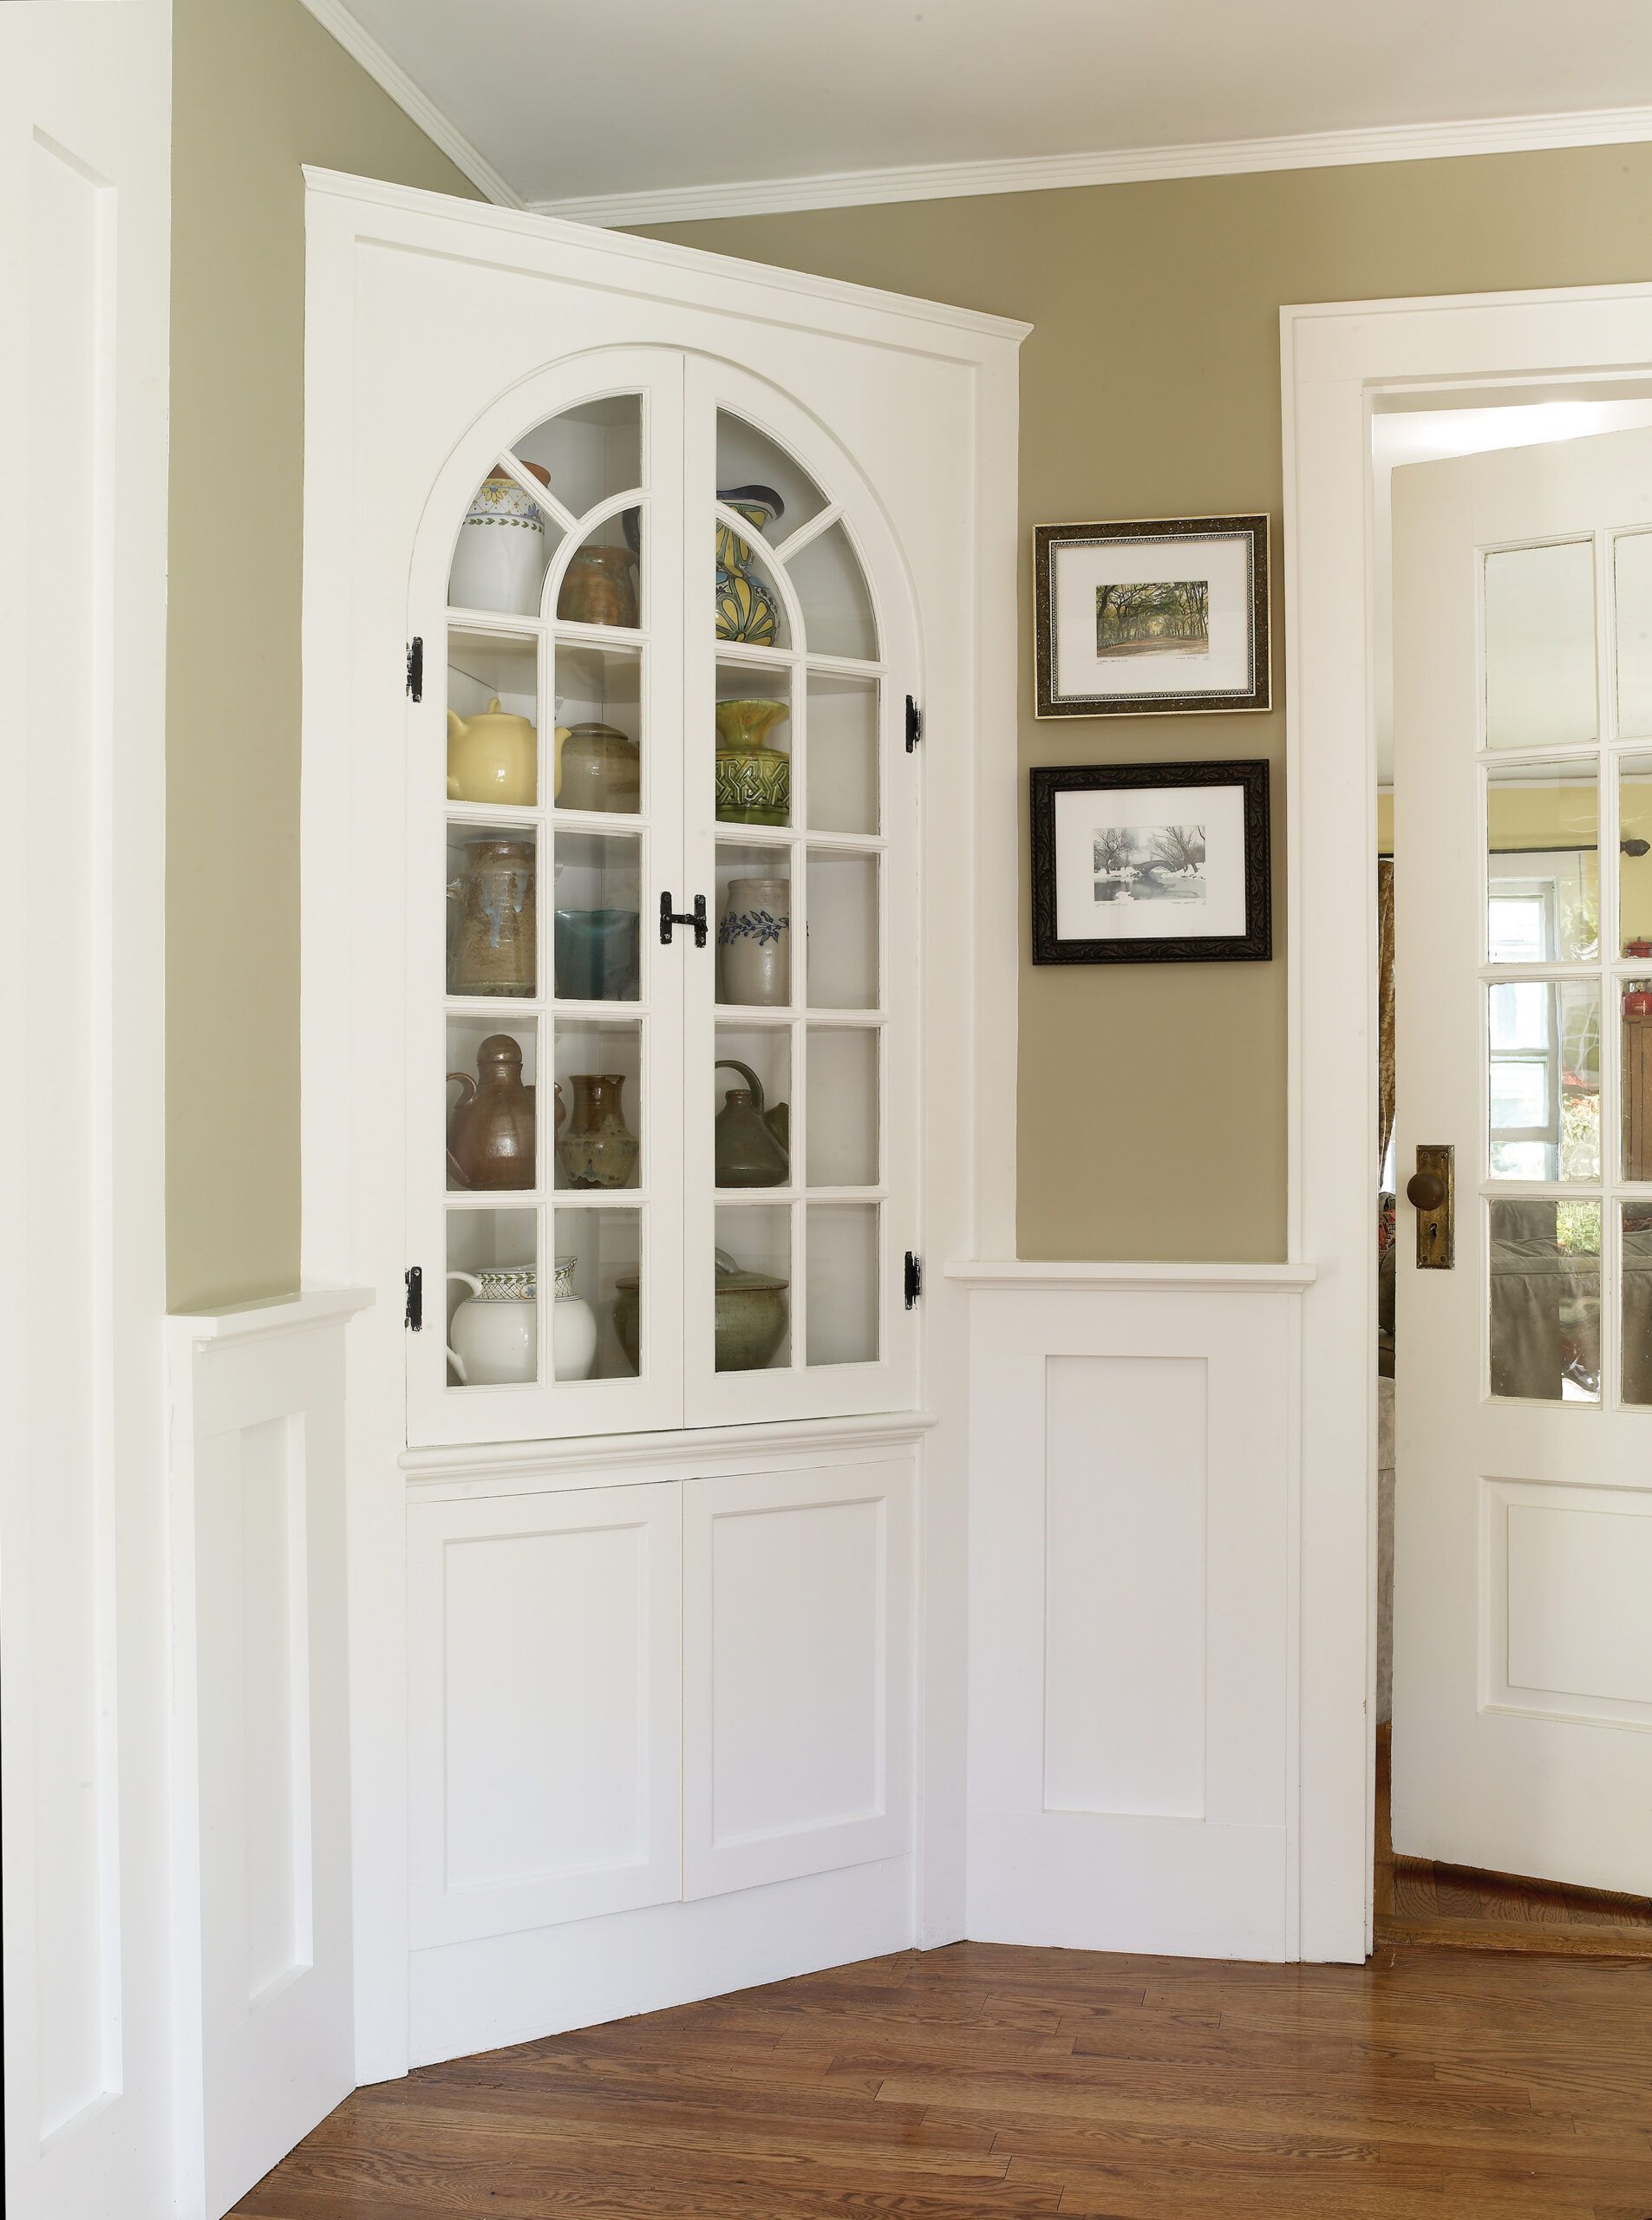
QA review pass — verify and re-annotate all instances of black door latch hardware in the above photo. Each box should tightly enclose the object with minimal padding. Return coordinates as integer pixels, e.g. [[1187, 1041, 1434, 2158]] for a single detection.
[[660, 892, 708, 948]]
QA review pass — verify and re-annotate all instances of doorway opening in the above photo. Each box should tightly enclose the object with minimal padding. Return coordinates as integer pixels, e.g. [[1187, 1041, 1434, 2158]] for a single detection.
[[1372, 389, 1652, 1956]]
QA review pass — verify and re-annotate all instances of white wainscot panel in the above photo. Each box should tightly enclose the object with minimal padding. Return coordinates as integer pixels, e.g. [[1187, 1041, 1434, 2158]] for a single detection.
[[169, 1290, 367, 2220], [1487, 1479, 1652, 1725], [963, 1272, 1302, 1962], [683, 1459, 914, 1898], [408, 1484, 682, 1946]]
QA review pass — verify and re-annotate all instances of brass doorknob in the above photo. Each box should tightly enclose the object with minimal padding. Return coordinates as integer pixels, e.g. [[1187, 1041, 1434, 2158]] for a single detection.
[[1407, 1169, 1446, 1211]]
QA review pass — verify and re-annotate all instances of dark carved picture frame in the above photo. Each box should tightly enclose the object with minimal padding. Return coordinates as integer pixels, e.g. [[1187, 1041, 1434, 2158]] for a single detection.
[[1033, 514, 1271, 717], [1030, 759, 1272, 964]]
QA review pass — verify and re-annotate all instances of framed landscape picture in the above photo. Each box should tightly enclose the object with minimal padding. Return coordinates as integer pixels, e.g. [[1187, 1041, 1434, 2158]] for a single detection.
[[1034, 514, 1270, 717], [1030, 760, 1272, 964]]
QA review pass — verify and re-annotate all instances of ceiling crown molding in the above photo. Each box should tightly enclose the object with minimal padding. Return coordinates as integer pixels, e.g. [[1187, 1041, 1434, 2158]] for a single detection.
[[297, 0, 522, 208], [530, 101, 1652, 228]]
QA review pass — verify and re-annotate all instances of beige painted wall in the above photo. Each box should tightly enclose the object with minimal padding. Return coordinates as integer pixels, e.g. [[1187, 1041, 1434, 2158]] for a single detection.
[[166, 0, 477, 1309], [646, 147, 1652, 1259]]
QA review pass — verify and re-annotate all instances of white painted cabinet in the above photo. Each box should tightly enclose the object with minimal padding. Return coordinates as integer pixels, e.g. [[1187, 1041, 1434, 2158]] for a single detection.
[[302, 172, 1022, 2073]]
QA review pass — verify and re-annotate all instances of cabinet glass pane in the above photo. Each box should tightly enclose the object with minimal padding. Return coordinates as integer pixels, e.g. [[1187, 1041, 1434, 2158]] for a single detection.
[[1487, 979, 1601, 1180], [1486, 762, 1598, 963], [447, 629, 539, 807], [1484, 540, 1596, 749], [1618, 754, 1652, 958], [806, 1028, 878, 1188], [554, 1022, 640, 1191], [715, 842, 792, 1008], [715, 670, 792, 829], [714, 1027, 791, 1191], [445, 1207, 539, 1388], [558, 1206, 641, 1381], [787, 519, 878, 662], [1622, 980, 1652, 1179], [715, 497, 790, 650], [1623, 1203, 1652, 1405], [515, 394, 640, 517], [806, 1204, 878, 1368], [714, 1205, 792, 1372], [553, 643, 640, 815], [557, 513, 642, 631], [447, 1018, 538, 1194], [447, 826, 538, 1001], [553, 832, 641, 1003], [1489, 1198, 1600, 1403], [1615, 532, 1652, 740], [807, 672, 878, 837], [716, 411, 826, 539], [449, 463, 558, 617], [806, 849, 878, 1010]]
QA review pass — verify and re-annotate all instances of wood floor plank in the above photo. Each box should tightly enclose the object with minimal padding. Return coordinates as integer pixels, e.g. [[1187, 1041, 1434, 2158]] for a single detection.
[[232, 1942, 1652, 2218]]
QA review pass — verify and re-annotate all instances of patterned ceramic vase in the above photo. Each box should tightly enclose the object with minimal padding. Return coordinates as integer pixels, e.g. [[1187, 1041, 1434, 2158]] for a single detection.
[[447, 839, 536, 997], [718, 877, 790, 1006], [714, 698, 790, 826], [448, 464, 549, 616], [715, 483, 785, 644]]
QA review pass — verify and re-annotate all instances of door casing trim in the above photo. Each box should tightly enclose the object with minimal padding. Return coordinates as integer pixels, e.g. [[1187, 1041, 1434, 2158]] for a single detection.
[[1280, 283, 1652, 1960]]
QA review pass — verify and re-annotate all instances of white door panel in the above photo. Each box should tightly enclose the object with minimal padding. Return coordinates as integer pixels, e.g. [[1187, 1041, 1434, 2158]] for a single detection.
[[1393, 425, 1652, 1893]]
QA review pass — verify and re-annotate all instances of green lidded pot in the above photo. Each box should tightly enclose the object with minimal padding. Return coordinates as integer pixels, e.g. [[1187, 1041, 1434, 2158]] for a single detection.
[[613, 1249, 787, 1374]]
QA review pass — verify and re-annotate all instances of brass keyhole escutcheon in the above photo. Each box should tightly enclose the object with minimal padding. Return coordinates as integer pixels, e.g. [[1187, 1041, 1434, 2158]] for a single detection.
[[1408, 1145, 1454, 1269]]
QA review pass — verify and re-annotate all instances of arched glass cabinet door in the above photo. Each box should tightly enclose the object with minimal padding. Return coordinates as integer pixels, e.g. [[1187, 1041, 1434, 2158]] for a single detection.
[[406, 349, 688, 1448], [682, 362, 921, 1427]]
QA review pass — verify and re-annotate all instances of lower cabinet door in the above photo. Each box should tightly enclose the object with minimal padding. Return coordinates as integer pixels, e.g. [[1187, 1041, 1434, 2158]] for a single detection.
[[407, 1481, 682, 1948], [682, 1457, 915, 1900]]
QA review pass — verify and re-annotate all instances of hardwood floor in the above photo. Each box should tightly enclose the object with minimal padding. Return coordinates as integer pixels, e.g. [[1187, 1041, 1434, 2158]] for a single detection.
[[1376, 1726, 1652, 1960], [235, 1939, 1652, 2217]]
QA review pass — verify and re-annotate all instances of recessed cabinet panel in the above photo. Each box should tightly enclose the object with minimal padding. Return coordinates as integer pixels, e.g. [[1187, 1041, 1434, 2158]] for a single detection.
[[682, 1461, 914, 1900], [408, 1484, 682, 1946]]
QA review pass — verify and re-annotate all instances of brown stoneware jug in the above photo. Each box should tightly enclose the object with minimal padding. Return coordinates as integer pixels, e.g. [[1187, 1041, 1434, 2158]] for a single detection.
[[447, 1035, 536, 1190]]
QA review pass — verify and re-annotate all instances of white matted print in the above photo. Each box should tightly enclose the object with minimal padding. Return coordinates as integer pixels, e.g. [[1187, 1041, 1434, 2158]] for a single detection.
[[1034, 516, 1270, 717], [1031, 761, 1272, 965], [1053, 782, 1247, 942]]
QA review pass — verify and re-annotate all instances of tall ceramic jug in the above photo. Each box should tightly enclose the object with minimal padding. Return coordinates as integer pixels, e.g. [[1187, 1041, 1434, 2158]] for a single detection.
[[448, 461, 551, 615], [714, 1058, 789, 1186], [447, 1033, 536, 1189]]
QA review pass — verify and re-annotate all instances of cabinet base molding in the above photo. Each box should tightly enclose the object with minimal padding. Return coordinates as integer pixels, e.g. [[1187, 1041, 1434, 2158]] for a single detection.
[[405, 1857, 913, 2070]]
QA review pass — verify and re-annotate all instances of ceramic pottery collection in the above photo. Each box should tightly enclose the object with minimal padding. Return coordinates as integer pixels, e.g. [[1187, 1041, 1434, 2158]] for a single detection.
[[449, 461, 550, 617], [556, 719, 641, 812], [557, 1072, 638, 1188], [447, 839, 536, 996], [715, 483, 784, 645], [714, 1057, 789, 1186], [447, 695, 537, 806], [553, 906, 640, 1002], [718, 876, 790, 1006], [715, 698, 790, 826], [446, 1257, 597, 1385], [558, 544, 639, 629], [447, 1033, 536, 1190]]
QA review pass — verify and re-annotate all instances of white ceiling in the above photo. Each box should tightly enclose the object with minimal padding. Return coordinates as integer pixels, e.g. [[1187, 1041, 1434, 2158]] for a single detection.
[[322, 0, 1652, 220]]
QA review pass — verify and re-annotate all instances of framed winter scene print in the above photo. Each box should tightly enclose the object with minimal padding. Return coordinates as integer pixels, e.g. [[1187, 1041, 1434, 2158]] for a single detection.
[[1030, 759, 1272, 964], [1033, 514, 1270, 716]]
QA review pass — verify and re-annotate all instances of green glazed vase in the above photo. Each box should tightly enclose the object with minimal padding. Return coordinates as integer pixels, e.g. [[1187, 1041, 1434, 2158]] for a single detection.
[[715, 697, 791, 826]]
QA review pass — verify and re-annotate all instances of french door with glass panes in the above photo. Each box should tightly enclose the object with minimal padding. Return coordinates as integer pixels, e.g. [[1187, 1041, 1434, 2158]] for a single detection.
[[1392, 424, 1652, 1895], [408, 346, 918, 1446]]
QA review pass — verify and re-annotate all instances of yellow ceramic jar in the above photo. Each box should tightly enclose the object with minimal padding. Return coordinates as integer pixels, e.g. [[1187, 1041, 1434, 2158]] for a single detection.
[[447, 695, 537, 806]]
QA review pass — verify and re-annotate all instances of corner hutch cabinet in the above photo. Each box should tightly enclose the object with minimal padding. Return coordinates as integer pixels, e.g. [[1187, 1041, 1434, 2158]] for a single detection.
[[301, 172, 1023, 2072]]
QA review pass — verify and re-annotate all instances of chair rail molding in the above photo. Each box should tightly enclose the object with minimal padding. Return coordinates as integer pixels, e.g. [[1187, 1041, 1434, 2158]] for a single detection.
[[1281, 277, 1652, 1962], [167, 1287, 371, 2218]]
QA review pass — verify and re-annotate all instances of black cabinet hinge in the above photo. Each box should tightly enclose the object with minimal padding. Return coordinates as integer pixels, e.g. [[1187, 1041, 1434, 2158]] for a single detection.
[[660, 891, 708, 948], [904, 1250, 923, 1309], [405, 1264, 423, 1331], [406, 637, 424, 702], [905, 695, 923, 753]]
